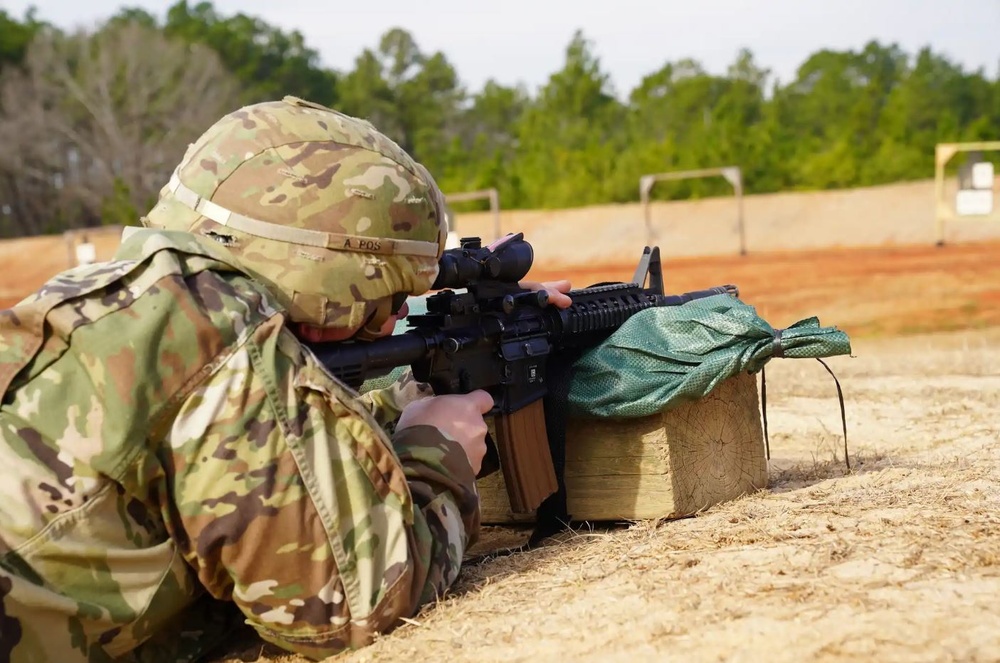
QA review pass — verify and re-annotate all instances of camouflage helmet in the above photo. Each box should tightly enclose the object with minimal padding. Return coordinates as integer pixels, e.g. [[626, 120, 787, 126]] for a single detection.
[[143, 96, 447, 335]]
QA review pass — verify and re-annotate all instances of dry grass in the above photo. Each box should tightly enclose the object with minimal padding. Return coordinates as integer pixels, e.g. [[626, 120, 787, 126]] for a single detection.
[[213, 328, 1000, 663], [3, 187, 996, 661]]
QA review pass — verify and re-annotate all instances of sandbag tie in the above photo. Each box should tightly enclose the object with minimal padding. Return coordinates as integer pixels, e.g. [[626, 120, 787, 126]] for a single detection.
[[761, 358, 850, 471], [772, 327, 786, 358]]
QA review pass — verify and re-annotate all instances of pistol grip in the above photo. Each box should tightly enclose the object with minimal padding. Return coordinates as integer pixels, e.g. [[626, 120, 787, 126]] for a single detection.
[[476, 432, 502, 479]]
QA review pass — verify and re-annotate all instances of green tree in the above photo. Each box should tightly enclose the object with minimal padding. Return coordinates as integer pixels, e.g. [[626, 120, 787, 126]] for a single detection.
[[512, 30, 625, 207], [436, 80, 529, 197], [108, 7, 159, 29], [163, 1, 338, 105], [774, 48, 867, 188], [872, 48, 995, 180], [339, 48, 398, 137], [0, 8, 44, 69], [4, 12, 1000, 235], [339, 28, 464, 178], [620, 53, 767, 201]]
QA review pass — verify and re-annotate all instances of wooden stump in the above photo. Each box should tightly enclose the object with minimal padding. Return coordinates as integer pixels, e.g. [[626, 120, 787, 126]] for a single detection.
[[477, 371, 768, 523]]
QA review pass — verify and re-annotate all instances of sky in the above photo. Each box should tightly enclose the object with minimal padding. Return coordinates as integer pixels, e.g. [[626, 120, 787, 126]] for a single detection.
[[6, 0, 1000, 95]]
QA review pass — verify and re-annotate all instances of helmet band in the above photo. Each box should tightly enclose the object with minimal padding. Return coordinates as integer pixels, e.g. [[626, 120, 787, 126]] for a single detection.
[[166, 171, 440, 258]]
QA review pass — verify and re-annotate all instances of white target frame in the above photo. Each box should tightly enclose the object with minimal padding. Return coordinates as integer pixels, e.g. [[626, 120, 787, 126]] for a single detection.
[[639, 166, 746, 255]]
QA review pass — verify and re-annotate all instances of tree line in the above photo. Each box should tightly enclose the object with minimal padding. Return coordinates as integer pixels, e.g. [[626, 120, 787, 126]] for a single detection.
[[1, 1, 997, 237]]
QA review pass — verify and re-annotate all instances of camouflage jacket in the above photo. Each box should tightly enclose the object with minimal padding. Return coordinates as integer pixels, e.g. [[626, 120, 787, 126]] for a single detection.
[[0, 230, 480, 662]]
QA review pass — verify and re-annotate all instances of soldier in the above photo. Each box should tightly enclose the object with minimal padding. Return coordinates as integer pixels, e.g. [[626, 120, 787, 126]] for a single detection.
[[0, 97, 570, 661]]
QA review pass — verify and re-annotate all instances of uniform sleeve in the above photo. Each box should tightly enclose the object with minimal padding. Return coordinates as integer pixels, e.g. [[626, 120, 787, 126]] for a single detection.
[[160, 318, 479, 660], [357, 369, 435, 429]]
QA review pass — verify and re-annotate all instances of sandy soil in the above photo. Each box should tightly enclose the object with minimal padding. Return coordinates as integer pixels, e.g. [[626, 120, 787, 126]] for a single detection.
[[453, 178, 1000, 265], [212, 327, 1000, 663], [3, 178, 1000, 310], [0, 229, 121, 308], [206, 238, 1000, 662], [528, 241, 1000, 339], [3, 232, 998, 343], [1, 183, 998, 663]]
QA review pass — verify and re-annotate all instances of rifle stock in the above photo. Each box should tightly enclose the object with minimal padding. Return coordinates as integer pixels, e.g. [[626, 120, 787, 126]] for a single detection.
[[309, 234, 738, 514]]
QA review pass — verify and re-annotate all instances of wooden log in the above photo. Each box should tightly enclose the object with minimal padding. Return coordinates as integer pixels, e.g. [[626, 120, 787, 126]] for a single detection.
[[477, 371, 768, 523]]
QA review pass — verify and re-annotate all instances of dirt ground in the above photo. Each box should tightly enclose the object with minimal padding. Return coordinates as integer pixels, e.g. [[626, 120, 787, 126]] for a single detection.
[[529, 240, 1000, 339], [0, 229, 122, 309], [3, 230, 998, 341], [207, 243, 999, 663], [454, 178, 1000, 265], [211, 328, 1000, 663], [1, 187, 998, 663]]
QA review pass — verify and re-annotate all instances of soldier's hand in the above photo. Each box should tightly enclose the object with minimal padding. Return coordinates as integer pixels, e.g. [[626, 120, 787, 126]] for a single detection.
[[396, 390, 494, 475], [519, 279, 573, 308]]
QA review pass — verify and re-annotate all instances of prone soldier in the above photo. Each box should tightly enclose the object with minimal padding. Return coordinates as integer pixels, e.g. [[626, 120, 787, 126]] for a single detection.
[[0, 96, 569, 661]]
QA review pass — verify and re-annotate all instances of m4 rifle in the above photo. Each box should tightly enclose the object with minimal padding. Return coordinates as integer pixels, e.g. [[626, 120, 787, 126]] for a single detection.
[[310, 233, 737, 513]]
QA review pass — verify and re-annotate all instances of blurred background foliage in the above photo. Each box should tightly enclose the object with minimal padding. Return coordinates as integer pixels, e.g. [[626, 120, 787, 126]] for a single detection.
[[1, 1, 998, 236]]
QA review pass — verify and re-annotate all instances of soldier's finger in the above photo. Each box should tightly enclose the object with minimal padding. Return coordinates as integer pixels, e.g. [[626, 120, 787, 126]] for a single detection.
[[542, 279, 572, 293], [466, 389, 495, 414], [542, 284, 572, 309]]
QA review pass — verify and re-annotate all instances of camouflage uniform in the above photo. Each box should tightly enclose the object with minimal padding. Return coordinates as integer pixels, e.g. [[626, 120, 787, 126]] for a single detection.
[[0, 99, 480, 661]]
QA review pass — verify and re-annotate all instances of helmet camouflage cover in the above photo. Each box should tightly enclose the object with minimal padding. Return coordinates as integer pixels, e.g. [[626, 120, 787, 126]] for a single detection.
[[143, 96, 447, 334]]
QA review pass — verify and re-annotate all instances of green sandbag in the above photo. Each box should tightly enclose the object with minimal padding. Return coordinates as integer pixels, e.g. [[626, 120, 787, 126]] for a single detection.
[[567, 294, 851, 418]]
